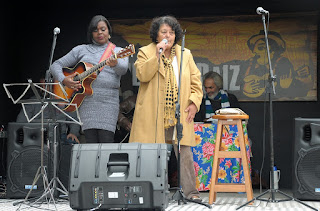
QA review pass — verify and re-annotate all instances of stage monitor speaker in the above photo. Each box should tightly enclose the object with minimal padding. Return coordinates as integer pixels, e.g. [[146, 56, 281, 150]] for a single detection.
[[69, 143, 170, 210], [6, 122, 57, 198], [293, 118, 320, 200]]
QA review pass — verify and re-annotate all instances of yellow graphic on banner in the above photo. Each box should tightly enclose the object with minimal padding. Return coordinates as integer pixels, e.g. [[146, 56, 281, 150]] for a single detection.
[[112, 14, 317, 101]]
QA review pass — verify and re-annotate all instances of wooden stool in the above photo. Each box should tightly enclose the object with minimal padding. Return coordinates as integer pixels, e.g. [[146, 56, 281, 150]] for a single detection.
[[209, 114, 253, 205]]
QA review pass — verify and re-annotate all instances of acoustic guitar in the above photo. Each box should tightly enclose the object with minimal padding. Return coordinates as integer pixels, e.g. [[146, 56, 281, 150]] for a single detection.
[[53, 44, 135, 112]]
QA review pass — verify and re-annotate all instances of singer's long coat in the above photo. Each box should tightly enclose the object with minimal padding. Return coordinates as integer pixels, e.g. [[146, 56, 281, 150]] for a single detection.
[[129, 43, 203, 146]]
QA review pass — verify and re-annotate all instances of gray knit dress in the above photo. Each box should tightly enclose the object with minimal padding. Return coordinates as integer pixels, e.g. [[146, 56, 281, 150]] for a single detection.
[[50, 42, 129, 132]]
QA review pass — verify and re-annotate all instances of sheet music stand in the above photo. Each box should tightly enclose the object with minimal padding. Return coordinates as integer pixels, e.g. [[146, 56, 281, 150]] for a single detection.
[[3, 79, 82, 210]]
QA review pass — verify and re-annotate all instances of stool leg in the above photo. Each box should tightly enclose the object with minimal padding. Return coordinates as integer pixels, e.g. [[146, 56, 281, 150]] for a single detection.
[[237, 120, 253, 203], [209, 120, 223, 204]]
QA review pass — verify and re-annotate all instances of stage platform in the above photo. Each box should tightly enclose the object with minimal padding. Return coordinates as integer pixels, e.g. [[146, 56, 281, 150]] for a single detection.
[[1, 189, 319, 211]]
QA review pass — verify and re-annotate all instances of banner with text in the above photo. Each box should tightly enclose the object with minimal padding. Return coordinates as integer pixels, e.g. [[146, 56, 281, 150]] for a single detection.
[[112, 13, 317, 101]]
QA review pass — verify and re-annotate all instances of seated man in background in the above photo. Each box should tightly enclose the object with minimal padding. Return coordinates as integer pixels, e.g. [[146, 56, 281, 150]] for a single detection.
[[195, 71, 264, 188], [194, 71, 240, 122]]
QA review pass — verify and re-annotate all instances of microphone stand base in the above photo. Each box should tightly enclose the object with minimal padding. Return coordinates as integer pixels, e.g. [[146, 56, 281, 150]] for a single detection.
[[171, 188, 212, 208], [236, 189, 318, 211]]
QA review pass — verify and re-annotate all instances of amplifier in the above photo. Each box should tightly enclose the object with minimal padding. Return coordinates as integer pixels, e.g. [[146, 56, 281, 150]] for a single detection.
[[69, 143, 170, 210]]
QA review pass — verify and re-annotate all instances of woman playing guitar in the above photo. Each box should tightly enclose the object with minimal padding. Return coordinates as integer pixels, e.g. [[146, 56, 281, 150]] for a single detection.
[[51, 15, 129, 143]]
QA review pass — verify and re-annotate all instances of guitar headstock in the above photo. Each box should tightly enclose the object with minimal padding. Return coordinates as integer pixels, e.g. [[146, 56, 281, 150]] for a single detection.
[[116, 44, 135, 59]]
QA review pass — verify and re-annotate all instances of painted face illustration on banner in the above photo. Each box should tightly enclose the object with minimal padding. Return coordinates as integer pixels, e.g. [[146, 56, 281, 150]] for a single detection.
[[253, 39, 275, 66]]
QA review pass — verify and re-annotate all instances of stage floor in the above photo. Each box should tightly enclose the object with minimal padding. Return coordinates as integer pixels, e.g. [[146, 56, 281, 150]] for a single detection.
[[1, 189, 319, 211]]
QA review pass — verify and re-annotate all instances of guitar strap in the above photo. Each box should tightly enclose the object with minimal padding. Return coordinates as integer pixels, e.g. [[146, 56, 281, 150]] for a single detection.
[[99, 42, 116, 71]]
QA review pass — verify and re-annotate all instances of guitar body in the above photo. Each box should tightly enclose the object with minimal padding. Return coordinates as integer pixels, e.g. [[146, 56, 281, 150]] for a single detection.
[[53, 62, 97, 112], [52, 44, 135, 112]]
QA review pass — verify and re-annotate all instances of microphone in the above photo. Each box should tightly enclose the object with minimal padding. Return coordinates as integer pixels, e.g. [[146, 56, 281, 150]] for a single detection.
[[53, 27, 60, 35], [159, 39, 168, 54], [256, 7, 269, 15]]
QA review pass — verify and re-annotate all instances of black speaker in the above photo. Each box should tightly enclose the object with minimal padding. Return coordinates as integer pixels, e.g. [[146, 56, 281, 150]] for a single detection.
[[293, 118, 320, 200], [58, 143, 73, 191], [69, 143, 170, 210], [6, 122, 57, 198]]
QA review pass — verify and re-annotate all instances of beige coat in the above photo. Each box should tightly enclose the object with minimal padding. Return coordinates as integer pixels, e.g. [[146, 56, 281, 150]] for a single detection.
[[129, 43, 203, 146]]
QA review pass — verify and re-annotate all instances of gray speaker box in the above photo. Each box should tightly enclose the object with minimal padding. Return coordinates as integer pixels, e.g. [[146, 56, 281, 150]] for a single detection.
[[293, 118, 320, 200], [69, 143, 170, 210]]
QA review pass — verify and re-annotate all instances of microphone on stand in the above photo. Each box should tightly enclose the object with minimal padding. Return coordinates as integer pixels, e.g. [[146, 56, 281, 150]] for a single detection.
[[159, 39, 168, 54], [47, 27, 60, 83], [256, 7, 269, 15], [53, 27, 60, 35]]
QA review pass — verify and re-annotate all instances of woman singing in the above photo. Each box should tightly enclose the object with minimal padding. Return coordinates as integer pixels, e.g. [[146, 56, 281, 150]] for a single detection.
[[129, 15, 203, 201]]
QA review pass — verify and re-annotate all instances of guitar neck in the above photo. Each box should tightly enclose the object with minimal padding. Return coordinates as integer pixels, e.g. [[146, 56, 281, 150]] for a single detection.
[[74, 58, 110, 81], [73, 44, 134, 82]]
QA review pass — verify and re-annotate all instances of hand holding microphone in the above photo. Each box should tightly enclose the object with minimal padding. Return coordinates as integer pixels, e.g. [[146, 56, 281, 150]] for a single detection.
[[157, 39, 168, 55]]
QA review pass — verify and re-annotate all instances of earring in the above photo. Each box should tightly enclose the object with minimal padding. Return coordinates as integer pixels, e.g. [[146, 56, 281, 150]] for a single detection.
[[109, 35, 111, 39]]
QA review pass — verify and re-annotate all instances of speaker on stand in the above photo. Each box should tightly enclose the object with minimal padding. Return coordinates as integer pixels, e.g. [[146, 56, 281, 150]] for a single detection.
[[293, 117, 320, 200], [6, 122, 56, 198]]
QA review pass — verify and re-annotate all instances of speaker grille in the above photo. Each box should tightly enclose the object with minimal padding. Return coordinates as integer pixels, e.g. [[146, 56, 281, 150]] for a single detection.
[[8, 147, 51, 196], [296, 147, 320, 195]]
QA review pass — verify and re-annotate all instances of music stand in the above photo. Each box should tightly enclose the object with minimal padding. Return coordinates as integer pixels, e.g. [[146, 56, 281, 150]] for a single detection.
[[3, 80, 82, 210]]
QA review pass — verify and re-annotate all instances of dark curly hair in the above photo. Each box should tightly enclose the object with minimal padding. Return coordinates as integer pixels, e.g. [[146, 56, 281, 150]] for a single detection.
[[149, 16, 183, 45]]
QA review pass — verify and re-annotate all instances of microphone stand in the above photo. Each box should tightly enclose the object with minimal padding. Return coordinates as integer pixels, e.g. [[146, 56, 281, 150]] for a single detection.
[[45, 29, 59, 91], [236, 12, 317, 211], [44, 29, 59, 123], [17, 28, 61, 210], [44, 27, 70, 200], [18, 28, 70, 209], [171, 30, 211, 209]]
